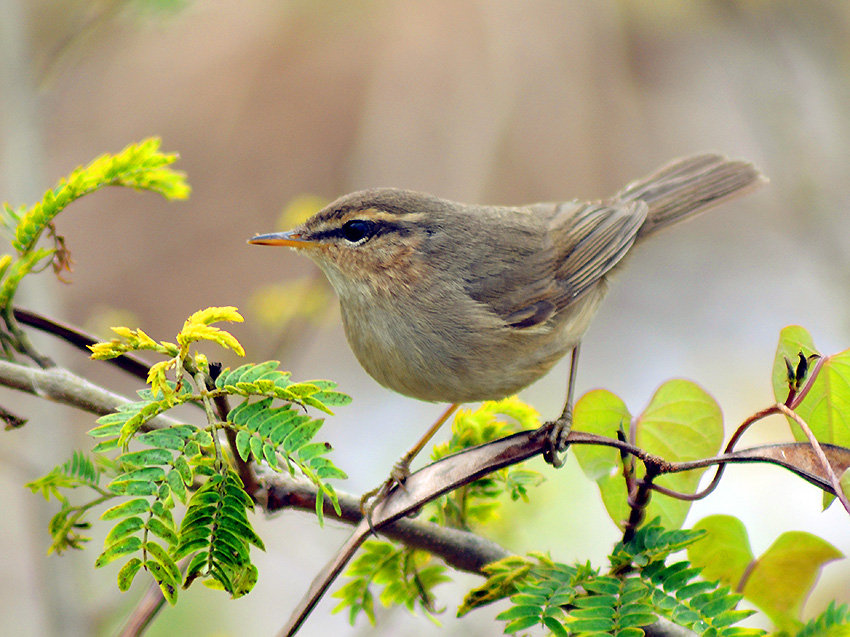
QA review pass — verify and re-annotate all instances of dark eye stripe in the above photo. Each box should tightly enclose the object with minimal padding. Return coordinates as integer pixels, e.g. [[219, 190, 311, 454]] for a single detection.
[[316, 220, 409, 243]]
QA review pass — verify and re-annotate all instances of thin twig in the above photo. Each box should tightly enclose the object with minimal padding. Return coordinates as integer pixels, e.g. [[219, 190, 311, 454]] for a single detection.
[[12, 307, 152, 379], [3, 304, 54, 368], [776, 402, 850, 515], [647, 404, 781, 502]]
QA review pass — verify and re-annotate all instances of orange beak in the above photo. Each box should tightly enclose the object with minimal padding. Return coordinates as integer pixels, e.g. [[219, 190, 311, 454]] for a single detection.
[[247, 231, 318, 248]]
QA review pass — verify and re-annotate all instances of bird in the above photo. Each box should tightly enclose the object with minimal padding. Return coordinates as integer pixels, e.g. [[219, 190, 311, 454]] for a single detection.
[[249, 154, 766, 476]]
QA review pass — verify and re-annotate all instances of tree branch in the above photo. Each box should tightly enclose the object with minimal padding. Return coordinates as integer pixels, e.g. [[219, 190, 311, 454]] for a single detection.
[[0, 359, 178, 429], [261, 469, 511, 574]]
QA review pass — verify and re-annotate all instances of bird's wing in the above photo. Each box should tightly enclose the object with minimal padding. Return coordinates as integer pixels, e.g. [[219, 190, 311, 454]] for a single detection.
[[547, 199, 647, 308], [464, 200, 646, 329]]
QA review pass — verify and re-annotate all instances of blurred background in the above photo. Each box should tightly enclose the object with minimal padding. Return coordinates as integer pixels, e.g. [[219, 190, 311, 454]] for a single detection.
[[2, 1, 849, 635]]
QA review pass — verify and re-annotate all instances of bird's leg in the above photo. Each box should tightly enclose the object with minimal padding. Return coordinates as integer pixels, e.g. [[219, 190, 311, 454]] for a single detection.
[[360, 403, 459, 525], [544, 344, 580, 468]]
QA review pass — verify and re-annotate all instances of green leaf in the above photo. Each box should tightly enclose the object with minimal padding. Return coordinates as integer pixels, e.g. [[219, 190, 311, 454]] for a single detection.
[[101, 498, 151, 521], [104, 517, 145, 545], [95, 535, 143, 567], [135, 430, 186, 450], [174, 454, 193, 485], [184, 551, 210, 583], [772, 326, 850, 446], [742, 531, 842, 632], [542, 616, 570, 637], [249, 434, 264, 463], [227, 397, 273, 426], [568, 617, 614, 632], [145, 541, 181, 586], [145, 559, 179, 605], [262, 442, 279, 469], [282, 418, 323, 455], [91, 437, 120, 453], [117, 557, 143, 591], [174, 537, 210, 561], [237, 360, 281, 384], [688, 515, 754, 588], [246, 407, 279, 434], [312, 390, 353, 407], [88, 421, 124, 438], [634, 380, 723, 530], [297, 441, 333, 462], [286, 382, 321, 397], [232, 429, 249, 461], [269, 412, 307, 445], [114, 466, 167, 483], [147, 517, 178, 546], [572, 389, 631, 481], [576, 382, 724, 532], [217, 363, 250, 388], [118, 448, 173, 466], [299, 394, 334, 414], [167, 469, 187, 503], [504, 615, 541, 633], [498, 604, 541, 621], [109, 480, 160, 496]]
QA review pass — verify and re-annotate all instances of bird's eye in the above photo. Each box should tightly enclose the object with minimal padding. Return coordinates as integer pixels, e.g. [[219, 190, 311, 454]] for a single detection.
[[341, 219, 375, 244]]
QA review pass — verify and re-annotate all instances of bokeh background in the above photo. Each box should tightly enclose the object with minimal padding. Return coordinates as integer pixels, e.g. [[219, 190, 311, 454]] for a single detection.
[[2, 1, 850, 635]]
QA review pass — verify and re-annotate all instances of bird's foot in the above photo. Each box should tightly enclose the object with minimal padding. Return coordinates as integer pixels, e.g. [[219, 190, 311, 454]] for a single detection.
[[359, 459, 412, 534], [543, 410, 572, 468]]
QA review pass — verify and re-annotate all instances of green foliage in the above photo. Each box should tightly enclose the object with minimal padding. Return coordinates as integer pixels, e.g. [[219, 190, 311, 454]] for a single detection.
[[215, 361, 351, 415], [429, 397, 544, 529], [689, 515, 842, 633], [25, 451, 112, 553], [464, 521, 763, 637], [88, 384, 195, 450], [176, 470, 263, 599], [797, 602, 850, 637], [225, 377, 349, 524], [26, 301, 349, 603], [772, 326, 850, 447], [335, 399, 543, 626], [572, 380, 723, 530], [332, 541, 451, 626], [2, 137, 188, 255], [27, 450, 102, 502], [0, 138, 189, 320], [93, 423, 214, 603]]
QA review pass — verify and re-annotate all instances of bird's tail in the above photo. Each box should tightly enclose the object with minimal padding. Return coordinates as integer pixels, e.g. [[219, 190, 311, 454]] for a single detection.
[[615, 154, 767, 239]]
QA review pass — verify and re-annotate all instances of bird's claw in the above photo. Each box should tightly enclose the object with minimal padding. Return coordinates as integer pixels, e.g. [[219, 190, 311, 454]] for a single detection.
[[543, 411, 572, 468], [359, 459, 412, 535]]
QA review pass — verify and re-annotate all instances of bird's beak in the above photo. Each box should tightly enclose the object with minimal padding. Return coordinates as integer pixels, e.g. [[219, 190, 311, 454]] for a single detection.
[[247, 231, 318, 248]]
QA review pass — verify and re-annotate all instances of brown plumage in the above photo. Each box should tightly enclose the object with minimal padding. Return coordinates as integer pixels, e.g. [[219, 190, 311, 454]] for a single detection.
[[250, 154, 766, 403]]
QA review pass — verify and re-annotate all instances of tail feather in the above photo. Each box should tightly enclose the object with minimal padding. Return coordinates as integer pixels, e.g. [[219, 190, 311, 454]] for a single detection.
[[615, 154, 767, 239]]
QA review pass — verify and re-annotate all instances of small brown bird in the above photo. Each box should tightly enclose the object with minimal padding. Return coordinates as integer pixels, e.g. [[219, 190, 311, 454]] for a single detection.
[[250, 154, 765, 469]]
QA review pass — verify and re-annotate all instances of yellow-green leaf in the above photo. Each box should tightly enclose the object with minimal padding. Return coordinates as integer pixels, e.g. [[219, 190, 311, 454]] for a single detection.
[[101, 498, 151, 521], [688, 515, 754, 587], [95, 536, 143, 568], [104, 517, 145, 545], [147, 360, 176, 403], [117, 557, 143, 591], [743, 531, 842, 632], [772, 326, 850, 446], [572, 389, 631, 481], [634, 379, 723, 530], [184, 306, 243, 327], [177, 323, 245, 356]]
